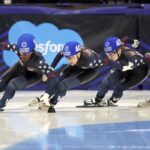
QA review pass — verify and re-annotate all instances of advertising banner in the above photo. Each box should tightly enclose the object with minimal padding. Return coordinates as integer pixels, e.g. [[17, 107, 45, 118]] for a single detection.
[[0, 12, 148, 90]]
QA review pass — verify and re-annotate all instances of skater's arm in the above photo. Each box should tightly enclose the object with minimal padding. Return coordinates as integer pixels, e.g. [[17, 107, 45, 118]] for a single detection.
[[128, 55, 145, 68], [123, 50, 145, 70], [138, 40, 150, 53], [79, 49, 109, 69], [107, 52, 144, 72], [121, 36, 150, 52], [35, 57, 57, 81], [0, 42, 19, 54], [51, 52, 63, 68], [121, 36, 139, 49]]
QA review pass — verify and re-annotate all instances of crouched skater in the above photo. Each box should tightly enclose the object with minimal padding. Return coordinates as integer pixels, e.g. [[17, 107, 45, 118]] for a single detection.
[[84, 36, 150, 107], [0, 33, 56, 110], [29, 41, 109, 111]]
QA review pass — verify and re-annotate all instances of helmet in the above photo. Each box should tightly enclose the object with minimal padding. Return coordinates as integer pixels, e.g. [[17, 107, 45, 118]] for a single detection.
[[17, 33, 36, 53], [62, 41, 81, 58], [103, 37, 122, 53]]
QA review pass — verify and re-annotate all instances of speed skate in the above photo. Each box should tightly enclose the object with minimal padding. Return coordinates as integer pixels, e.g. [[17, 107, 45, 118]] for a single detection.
[[137, 99, 150, 108], [1, 91, 150, 113]]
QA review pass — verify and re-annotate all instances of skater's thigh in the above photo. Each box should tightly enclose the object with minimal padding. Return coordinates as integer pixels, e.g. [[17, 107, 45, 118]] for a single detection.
[[9, 76, 29, 89], [59, 65, 83, 81], [0, 66, 19, 91], [10, 74, 41, 89], [77, 68, 99, 85], [24, 72, 42, 87], [123, 65, 149, 90]]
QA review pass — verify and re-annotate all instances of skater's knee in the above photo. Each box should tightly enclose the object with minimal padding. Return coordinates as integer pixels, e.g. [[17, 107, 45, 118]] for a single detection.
[[112, 89, 123, 101], [4, 81, 16, 100], [46, 77, 59, 93], [0, 80, 7, 92], [7, 81, 16, 90], [57, 81, 67, 97], [102, 73, 116, 85], [8, 78, 27, 90], [100, 77, 109, 88]]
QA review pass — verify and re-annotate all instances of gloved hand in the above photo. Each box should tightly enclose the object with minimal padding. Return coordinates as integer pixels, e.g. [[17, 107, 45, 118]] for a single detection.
[[131, 39, 139, 48], [121, 36, 139, 48], [42, 74, 48, 81], [42, 70, 58, 81], [122, 61, 134, 71], [40, 93, 51, 106]]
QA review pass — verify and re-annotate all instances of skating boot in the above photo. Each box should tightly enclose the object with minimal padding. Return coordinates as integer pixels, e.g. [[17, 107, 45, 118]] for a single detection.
[[138, 99, 150, 107], [0, 99, 7, 111], [107, 97, 118, 107], [83, 96, 108, 107], [39, 99, 56, 113], [38, 93, 51, 110], [47, 97, 57, 113], [29, 93, 50, 107], [28, 97, 41, 106], [48, 105, 56, 113]]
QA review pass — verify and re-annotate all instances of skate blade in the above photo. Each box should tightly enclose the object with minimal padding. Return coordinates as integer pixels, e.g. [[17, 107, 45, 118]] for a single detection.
[[76, 105, 108, 108], [138, 101, 150, 108], [48, 106, 55, 113], [76, 104, 118, 108], [28, 103, 39, 107], [28, 97, 41, 106], [108, 104, 118, 107], [76, 105, 95, 108], [38, 106, 49, 110], [28, 99, 39, 106]]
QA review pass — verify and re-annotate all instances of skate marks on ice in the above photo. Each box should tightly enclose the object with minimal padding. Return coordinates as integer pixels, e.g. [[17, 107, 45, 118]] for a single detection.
[[1, 100, 149, 119], [0, 90, 150, 113], [0, 91, 150, 149], [0, 101, 148, 114], [0, 100, 149, 113]]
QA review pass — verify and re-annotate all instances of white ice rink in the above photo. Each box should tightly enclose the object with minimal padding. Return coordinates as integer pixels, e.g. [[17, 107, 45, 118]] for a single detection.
[[0, 90, 150, 150]]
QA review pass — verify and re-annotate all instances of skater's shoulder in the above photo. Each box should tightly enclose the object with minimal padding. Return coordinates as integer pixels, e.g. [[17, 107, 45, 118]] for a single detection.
[[123, 47, 142, 57], [81, 47, 98, 58], [32, 51, 43, 59]]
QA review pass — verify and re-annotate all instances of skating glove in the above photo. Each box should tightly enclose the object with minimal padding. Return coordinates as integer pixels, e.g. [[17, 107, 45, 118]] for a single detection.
[[122, 61, 134, 71]]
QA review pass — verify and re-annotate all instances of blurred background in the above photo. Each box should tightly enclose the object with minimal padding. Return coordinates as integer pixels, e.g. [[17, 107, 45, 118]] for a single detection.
[[0, 0, 150, 90], [0, 0, 149, 4]]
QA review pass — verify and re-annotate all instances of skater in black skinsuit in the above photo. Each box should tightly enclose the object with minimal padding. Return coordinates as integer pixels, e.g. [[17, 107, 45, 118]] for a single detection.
[[32, 41, 108, 109], [0, 33, 55, 110], [84, 36, 149, 107]]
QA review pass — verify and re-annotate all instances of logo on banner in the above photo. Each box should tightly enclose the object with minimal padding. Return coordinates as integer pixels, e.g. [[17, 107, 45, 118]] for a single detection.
[[3, 21, 84, 68]]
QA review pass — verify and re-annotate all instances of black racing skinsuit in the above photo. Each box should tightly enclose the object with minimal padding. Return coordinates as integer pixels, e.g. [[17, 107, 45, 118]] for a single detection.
[[46, 47, 106, 104], [0, 43, 54, 105], [96, 47, 149, 102]]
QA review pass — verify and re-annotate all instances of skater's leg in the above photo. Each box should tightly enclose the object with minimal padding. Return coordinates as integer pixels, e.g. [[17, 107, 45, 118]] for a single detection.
[[37, 76, 78, 109], [0, 64, 19, 92], [108, 83, 124, 105], [110, 64, 149, 105], [50, 68, 99, 105], [45, 76, 59, 97], [39, 67, 99, 109], [0, 74, 41, 109], [36, 76, 60, 106], [0, 76, 29, 108], [84, 69, 121, 106], [0, 79, 8, 92], [29, 76, 60, 107]]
